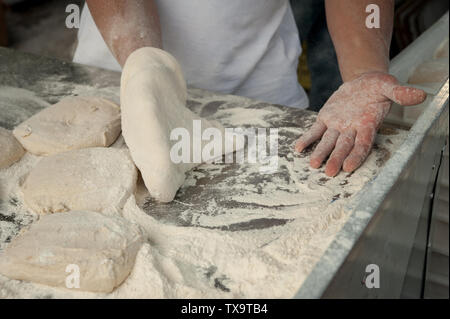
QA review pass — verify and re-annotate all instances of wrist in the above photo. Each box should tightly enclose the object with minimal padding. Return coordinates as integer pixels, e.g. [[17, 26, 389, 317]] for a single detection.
[[343, 68, 389, 82]]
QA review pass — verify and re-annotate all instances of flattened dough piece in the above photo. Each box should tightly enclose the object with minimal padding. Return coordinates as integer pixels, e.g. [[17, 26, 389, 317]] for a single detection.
[[0, 127, 25, 169], [13, 96, 121, 156], [121, 47, 232, 202], [0, 211, 144, 293], [22, 147, 137, 215]]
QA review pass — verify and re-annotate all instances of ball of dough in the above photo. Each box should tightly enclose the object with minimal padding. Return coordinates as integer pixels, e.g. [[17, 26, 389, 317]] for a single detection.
[[22, 147, 137, 215], [0, 127, 25, 169], [0, 211, 144, 293], [13, 96, 121, 156]]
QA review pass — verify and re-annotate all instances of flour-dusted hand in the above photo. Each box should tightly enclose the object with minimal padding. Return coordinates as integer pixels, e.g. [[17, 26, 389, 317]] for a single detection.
[[295, 72, 426, 177]]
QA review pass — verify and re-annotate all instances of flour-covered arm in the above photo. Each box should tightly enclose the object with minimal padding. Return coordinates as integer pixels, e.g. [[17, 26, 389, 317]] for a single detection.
[[86, 0, 162, 67]]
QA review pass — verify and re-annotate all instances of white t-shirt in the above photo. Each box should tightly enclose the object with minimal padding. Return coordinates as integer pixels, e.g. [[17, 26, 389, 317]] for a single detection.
[[73, 0, 308, 108]]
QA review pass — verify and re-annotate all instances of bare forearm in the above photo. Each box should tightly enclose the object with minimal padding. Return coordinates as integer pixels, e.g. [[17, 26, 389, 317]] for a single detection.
[[325, 0, 394, 82], [86, 0, 162, 67]]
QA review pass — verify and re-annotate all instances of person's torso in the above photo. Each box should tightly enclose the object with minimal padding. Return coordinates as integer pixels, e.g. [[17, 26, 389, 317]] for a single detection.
[[73, 0, 308, 108]]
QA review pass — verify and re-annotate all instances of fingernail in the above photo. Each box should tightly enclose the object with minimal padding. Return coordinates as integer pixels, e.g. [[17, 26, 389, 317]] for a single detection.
[[325, 166, 338, 177], [310, 158, 321, 169], [342, 161, 353, 172]]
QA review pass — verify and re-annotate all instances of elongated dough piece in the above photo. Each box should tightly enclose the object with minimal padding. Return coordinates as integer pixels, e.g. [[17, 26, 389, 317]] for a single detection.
[[13, 96, 121, 156], [121, 47, 232, 202]]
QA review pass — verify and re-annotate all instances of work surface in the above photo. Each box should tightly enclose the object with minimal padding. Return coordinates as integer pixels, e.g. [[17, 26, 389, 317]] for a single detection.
[[0, 48, 406, 298]]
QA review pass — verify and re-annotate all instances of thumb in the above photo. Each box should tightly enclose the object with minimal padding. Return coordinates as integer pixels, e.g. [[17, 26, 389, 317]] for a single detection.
[[383, 83, 427, 106]]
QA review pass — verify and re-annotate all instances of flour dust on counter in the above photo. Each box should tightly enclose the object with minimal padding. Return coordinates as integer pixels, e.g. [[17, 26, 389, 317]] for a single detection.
[[0, 85, 408, 298]]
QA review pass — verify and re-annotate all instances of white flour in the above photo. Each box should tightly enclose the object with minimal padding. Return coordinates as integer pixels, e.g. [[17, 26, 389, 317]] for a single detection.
[[0, 85, 407, 298], [0, 132, 406, 299]]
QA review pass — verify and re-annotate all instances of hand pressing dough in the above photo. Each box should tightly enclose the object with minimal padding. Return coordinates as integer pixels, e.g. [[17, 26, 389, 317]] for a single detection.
[[0, 127, 25, 169], [22, 147, 137, 215], [0, 211, 144, 293], [121, 47, 233, 202], [13, 96, 121, 156]]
